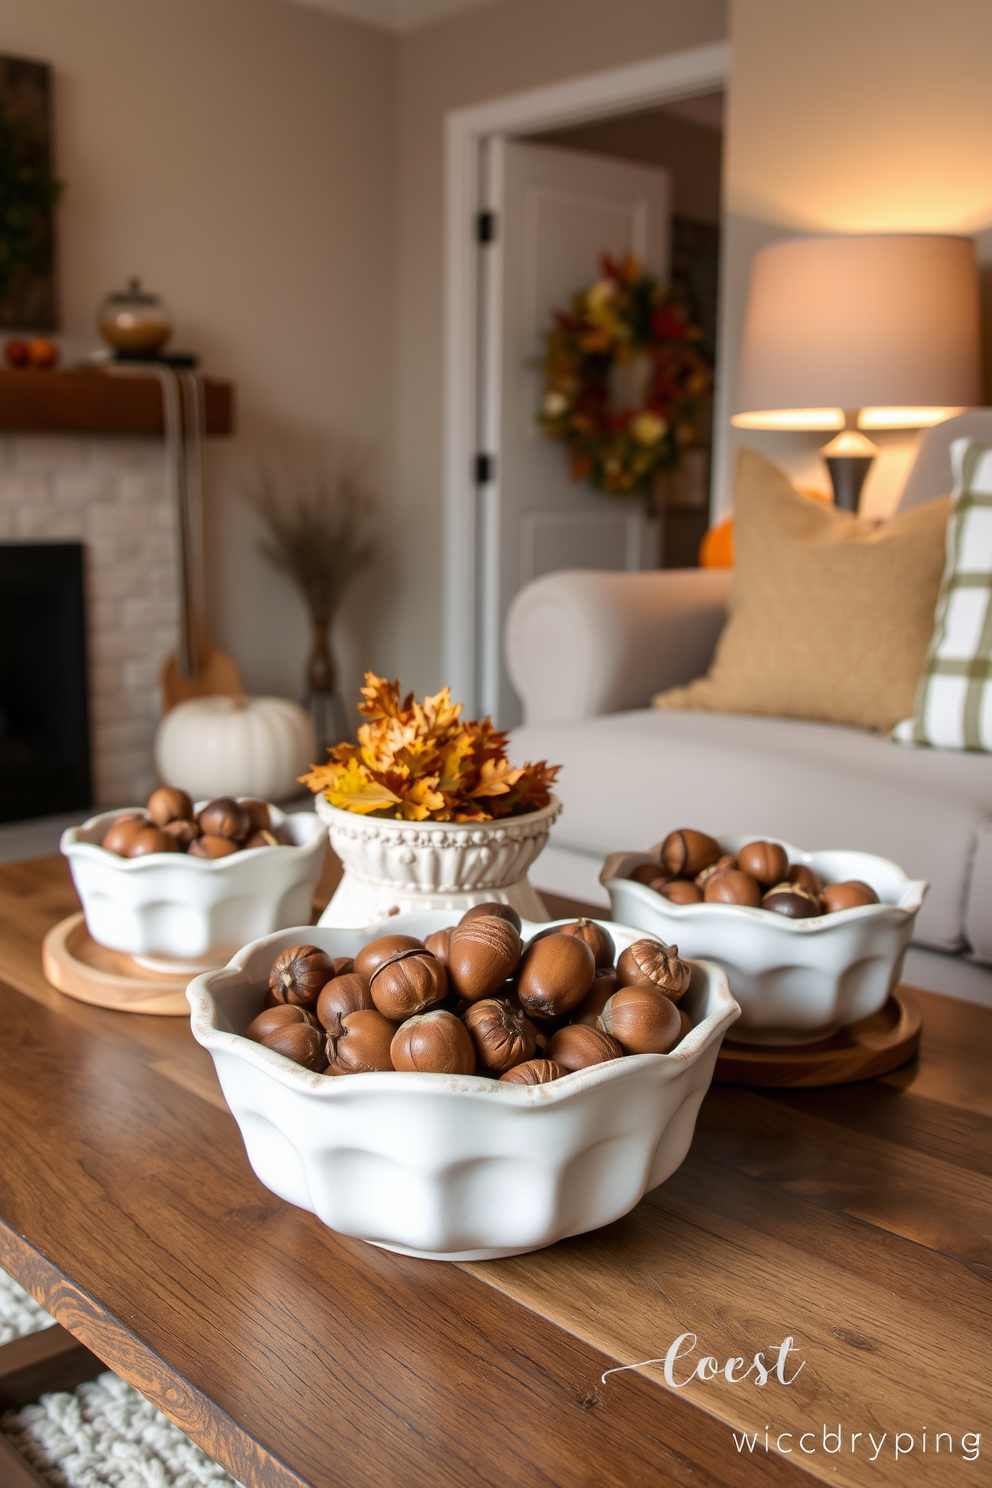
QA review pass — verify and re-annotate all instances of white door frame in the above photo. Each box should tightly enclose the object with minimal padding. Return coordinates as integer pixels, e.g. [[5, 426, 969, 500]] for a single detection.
[[443, 41, 730, 714]]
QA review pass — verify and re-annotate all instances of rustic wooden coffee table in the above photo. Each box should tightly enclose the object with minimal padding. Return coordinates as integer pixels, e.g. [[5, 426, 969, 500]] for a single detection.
[[0, 855, 988, 1487]]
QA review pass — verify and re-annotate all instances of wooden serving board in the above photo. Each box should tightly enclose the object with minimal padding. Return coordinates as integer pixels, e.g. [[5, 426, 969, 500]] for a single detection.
[[41, 913, 192, 1016], [715, 987, 922, 1087]]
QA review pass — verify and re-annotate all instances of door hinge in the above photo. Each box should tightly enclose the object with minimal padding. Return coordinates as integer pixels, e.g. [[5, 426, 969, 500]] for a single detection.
[[475, 209, 497, 245], [474, 452, 495, 485]]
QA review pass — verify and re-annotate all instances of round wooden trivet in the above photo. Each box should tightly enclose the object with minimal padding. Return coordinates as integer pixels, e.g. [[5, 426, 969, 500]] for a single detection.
[[714, 988, 921, 1088], [42, 913, 191, 1016]]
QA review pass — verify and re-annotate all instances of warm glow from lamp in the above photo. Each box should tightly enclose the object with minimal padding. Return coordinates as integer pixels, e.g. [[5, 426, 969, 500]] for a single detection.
[[734, 234, 980, 431], [731, 408, 844, 431], [857, 406, 964, 430], [820, 430, 878, 459]]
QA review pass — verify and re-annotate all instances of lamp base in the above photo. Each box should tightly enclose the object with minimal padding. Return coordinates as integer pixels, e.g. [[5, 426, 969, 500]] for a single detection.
[[824, 455, 874, 513]]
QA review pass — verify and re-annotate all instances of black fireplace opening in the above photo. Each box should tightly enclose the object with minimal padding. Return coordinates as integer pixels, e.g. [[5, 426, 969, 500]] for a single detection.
[[0, 542, 92, 823]]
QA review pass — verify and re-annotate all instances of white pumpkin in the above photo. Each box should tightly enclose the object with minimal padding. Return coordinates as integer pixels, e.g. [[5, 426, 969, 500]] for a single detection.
[[155, 696, 317, 803]]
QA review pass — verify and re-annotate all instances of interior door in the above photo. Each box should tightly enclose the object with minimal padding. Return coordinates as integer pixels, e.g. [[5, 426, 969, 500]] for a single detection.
[[478, 139, 671, 727]]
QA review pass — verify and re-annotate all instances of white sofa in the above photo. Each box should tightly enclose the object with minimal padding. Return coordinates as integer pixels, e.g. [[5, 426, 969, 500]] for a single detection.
[[507, 414, 992, 1008]]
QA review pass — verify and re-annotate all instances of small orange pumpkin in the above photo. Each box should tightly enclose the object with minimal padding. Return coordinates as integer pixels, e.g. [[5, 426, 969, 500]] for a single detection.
[[698, 486, 832, 568], [699, 517, 733, 568]]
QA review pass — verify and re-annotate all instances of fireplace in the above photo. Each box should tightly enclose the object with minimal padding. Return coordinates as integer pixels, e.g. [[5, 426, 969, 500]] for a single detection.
[[0, 542, 92, 822], [0, 435, 181, 810]]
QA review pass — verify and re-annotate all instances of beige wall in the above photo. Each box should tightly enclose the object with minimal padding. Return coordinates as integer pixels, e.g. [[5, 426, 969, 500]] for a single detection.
[[10, 0, 988, 723], [1, 0, 395, 711], [530, 105, 723, 227], [393, 0, 728, 697], [715, 0, 992, 517]]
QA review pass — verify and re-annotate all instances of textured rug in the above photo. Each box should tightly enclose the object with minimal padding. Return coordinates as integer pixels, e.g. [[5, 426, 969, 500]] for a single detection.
[[0, 1268, 240, 1487], [2, 1372, 241, 1487], [0, 1266, 57, 1344]]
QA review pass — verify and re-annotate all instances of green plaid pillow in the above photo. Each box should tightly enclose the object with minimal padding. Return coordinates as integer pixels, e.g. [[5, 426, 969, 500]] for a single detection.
[[894, 438, 992, 751]]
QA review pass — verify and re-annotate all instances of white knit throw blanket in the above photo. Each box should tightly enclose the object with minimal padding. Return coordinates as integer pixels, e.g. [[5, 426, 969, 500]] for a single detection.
[[2, 1372, 241, 1487], [0, 1269, 240, 1487], [0, 1266, 56, 1344]]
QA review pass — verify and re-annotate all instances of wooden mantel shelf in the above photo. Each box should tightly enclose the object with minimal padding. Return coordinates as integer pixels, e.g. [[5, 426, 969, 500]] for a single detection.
[[0, 367, 234, 437]]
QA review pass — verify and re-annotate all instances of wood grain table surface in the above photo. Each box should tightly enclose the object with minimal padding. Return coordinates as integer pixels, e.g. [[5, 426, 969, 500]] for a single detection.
[[0, 854, 989, 1488]]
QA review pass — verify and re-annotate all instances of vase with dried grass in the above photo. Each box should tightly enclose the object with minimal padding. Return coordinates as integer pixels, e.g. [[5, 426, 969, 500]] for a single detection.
[[248, 458, 375, 757]]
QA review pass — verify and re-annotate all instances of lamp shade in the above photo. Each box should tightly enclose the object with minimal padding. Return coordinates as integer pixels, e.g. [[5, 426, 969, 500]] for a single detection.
[[733, 234, 981, 430]]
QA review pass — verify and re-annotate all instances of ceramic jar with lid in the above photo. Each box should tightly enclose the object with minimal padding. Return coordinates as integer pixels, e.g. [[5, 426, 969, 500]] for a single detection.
[[98, 277, 172, 358]]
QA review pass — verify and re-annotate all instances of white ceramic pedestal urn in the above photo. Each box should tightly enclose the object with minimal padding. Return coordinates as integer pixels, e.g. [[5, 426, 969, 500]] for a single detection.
[[315, 794, 560, 927]]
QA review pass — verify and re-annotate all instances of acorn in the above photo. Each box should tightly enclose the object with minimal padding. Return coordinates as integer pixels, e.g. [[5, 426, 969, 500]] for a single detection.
[[499, 1059, 564, 1085], [821, 880, 879, 913], [546, 1024, 623, 1073], [162, 817, 200, 849], [557, 917, 615, 969], [463, 997, 538, 1073], [241, 799, 272, 834], [788, 862, 822, 894], [659, 879, 703, 905], [102, 813, 150, 856], [517, 933, 595, 1019], [260, 1021, 328, 1072], [325, 1008, 396, 1074], [599, 986, 681, 1055], [390, 1010, 475, 1075], [315, 972, 375, 1033], [571, 969, 619, 1026], [244, 829, 280, 849], [369, 949, 448, 1021], [353, 934, 424, 981], [616, 939, 690, 1003], [246, 1004, 319, 1042], [127, 825, 181, 857], [703, 869, 762, 908], [188, 833, 240, 858], [447, 915, 522, 1002], [146, 786, 193, 827], [423, 927, 453, 967], [737, 840, 789, 888], [269, 944, 336, 1008], [659, 829, 721, 877], [197, 797, 251, 842], [695, 854, 737, 888], [762, 883, 823, 919], [459, 901, 523, 933]]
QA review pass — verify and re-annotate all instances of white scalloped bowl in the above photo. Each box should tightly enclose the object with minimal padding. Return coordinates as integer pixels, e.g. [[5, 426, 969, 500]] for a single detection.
[[187, 911, 739, 1261], [61, 803, 326, 969], [604, 836, 928, 1047], [315, 794, 560, 927]]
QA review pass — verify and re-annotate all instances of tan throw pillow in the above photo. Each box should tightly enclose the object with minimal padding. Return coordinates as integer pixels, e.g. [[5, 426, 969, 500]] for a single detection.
[[653, 449, 950, 733]]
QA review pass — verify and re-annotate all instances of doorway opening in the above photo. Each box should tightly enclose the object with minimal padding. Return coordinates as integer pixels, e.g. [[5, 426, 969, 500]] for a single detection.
[[527, 91, 723, 572], [444, 44, 729, 725]]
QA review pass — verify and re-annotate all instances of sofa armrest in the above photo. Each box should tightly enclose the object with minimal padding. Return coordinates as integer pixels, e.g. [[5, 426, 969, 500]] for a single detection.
[[505, 567, 731, 725]]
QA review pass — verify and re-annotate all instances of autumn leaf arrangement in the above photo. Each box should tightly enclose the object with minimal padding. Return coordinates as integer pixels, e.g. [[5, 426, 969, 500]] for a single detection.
[[300, 674, 560, 822]]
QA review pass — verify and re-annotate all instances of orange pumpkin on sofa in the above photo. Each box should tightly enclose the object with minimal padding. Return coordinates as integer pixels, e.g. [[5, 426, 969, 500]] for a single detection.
[[699, 488, 832, 568]]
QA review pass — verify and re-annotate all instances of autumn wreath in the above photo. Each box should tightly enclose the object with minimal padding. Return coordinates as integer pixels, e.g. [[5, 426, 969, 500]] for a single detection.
[[538, 254, 713, 496]]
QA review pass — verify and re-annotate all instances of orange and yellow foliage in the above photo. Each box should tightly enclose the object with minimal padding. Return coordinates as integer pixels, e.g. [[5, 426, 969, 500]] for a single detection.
[[300, 673, 560, 822]]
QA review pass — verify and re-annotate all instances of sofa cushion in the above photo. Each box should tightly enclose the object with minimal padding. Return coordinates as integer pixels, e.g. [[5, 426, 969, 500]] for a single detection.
[[966, 820, 992, 962], [512, 708, 992, 956], [653, 449, 950, 733]]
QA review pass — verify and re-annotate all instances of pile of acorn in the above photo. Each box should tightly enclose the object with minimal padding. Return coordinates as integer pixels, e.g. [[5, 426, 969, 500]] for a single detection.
[[627, 829, 879, 917], [245, 904, 695, 1083], [101, 789, 288, 859]]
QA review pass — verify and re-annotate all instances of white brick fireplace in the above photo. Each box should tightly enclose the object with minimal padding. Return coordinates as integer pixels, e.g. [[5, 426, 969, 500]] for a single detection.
[[0, 435, 179, 809]]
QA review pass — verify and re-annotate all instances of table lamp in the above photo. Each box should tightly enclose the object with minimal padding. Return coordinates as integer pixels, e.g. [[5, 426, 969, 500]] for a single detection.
[[731, 234, 981, 510]]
